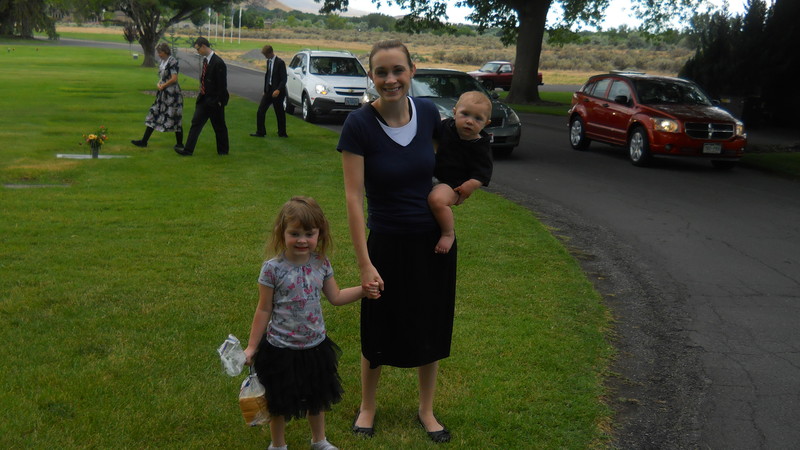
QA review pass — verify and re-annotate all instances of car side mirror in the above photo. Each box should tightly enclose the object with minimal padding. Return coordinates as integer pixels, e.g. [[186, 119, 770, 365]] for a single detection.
[[614, 95, 630, 106], [491, 92, 499, 100], [712, 99, 720, 106]]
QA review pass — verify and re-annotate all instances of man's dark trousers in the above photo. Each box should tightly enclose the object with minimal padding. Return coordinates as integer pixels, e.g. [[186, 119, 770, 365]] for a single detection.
[[185, 100, 229, 154], [256, 91, 286, 136], [184, 102, 228, 155]]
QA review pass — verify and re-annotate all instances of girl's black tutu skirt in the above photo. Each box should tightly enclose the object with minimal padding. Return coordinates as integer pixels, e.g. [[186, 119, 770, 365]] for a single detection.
[[253, 335, 343, 421]]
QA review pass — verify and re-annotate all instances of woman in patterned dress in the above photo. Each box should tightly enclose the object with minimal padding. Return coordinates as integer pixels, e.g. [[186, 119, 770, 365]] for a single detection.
[[131, 42, 184, 150]]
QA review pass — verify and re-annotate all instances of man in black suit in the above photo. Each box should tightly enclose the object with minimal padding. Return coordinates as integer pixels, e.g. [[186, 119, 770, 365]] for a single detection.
[[176, 37, 229, 156], [250, 44, 288, 138]]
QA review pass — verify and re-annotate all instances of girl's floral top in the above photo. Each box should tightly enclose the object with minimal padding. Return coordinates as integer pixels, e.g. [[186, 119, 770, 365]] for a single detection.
[[258, 253, 333, 349]]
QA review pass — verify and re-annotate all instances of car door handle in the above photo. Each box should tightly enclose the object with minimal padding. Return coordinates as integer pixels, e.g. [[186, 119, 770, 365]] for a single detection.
[[602, 103, 610, 107]]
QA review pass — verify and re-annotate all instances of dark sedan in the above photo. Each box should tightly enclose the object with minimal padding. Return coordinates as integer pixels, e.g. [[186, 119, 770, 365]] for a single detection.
[[365, 68, 522, 156]]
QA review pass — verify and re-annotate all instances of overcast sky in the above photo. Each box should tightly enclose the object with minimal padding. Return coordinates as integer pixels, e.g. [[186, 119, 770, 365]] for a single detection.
[[345, 0, 749, 29]]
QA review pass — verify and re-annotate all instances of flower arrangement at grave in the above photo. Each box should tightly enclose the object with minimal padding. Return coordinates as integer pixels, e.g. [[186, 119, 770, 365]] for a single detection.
[[82, 126, 109, 158]]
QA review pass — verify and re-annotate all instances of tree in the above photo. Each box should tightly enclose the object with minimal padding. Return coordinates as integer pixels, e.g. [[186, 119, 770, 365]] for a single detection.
[[316, 0, 700, 104], [122, 21, 138, 54], [0, 0, 58, 39], [757, 0, 798, 124], [324, 13, 348, 30], [240, 8, 264, 29], [80, 0, 228, 67], [362, 12, 395, 31], [680, 0, 799, 125]]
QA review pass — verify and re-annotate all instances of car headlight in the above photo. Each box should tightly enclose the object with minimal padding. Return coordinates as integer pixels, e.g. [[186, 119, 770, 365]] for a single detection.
[[506, 109, 521, 126], [315, 84, 329, 95], [362, 86, 378, 104], [652, 117, 679, 133], [735, 120, 746, 137]]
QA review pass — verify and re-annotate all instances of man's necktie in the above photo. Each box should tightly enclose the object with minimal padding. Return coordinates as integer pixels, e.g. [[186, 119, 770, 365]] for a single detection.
[[200, 58, 208, 95], [267, 59, 272, 88]]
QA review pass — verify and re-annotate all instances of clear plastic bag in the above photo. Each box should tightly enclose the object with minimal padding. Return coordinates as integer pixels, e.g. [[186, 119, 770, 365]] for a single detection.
[[217, 334, 246, 376], [239, 367, 270, 426]]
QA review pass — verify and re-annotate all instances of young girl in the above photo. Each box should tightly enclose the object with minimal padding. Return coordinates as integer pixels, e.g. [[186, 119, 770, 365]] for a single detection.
[[244, 196, 379, 450]]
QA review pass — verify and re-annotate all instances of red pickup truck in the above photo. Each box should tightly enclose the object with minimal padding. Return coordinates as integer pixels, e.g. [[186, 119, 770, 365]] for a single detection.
[[468, 61, 544, 91]]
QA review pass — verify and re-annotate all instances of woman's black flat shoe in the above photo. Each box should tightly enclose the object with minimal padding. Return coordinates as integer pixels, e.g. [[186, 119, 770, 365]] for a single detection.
[[418, 415, 451, 443], [352, 410, 375, 438]]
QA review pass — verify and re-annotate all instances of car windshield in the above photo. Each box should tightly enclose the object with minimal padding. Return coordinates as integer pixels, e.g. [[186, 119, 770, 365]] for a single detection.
[[309, 57, 366, 76], [634, 79, 713, 106], [412, 74, 486, 98], [478, 62, 501, 73]]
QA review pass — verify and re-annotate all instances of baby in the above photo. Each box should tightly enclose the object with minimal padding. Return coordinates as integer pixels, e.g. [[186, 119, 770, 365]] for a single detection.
[[429, 90, 494, 254]]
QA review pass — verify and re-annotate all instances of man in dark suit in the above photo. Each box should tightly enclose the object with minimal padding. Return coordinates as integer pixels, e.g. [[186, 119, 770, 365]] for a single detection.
[[176, 37, 229, 156], [250, 44, 288, 138]]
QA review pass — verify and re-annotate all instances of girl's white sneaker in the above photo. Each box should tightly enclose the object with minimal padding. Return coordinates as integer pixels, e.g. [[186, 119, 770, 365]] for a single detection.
[[310, 438, 338, 450]]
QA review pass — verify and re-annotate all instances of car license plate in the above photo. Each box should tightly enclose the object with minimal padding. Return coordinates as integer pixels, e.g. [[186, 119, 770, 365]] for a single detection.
[[703, 143, 722, 154], [345, 97, 359, 106]]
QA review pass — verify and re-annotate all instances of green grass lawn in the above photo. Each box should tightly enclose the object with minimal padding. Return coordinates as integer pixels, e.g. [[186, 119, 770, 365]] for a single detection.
[[0, 43, 613, 449], [500, 91, 574, 116], [739, 151, 800, 179]]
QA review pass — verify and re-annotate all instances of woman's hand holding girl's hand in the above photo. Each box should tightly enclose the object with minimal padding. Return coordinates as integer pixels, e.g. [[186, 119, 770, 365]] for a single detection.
[[363, 281, 382, 299], [360, 264, 384, 299]]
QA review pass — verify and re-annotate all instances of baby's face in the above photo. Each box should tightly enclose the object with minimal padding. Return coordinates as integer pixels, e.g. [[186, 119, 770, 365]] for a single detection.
[[453, 99, 491, 141]]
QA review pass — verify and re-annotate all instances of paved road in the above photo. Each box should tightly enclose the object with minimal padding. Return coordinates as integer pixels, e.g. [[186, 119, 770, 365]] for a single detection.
[[57, 39, 800, 448], [498, 114, 800, 448]]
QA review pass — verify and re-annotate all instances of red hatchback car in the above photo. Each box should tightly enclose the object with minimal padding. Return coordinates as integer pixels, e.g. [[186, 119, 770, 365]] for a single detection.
[[568, 72, 746, 168]]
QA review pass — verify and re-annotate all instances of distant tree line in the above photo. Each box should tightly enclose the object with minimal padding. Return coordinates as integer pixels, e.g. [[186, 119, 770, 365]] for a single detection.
[[0, 0, 58, 39], [680, 0, 799, 125], [237, 7, 476, 36]]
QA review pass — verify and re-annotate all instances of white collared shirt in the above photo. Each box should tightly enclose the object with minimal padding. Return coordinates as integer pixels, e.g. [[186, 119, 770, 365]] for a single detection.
[[267, 56, 275, 85]]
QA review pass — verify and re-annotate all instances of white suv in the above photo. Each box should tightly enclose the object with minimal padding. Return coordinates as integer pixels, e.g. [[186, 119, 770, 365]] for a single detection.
[[285, 50, 369, 123]]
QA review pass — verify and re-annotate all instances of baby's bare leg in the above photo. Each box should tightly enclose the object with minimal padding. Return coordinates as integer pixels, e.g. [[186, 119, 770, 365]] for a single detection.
[[428, 184, 460, 254]]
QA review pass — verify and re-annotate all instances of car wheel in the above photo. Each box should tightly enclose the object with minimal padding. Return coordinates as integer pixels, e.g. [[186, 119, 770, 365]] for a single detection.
[[284, 96, 295, 115], [711, 160, 737, 170], [302, 94, 316, 123], [483, 80, 495, 91], [569, 116, 590, 150], [628, 127, 651, 166]]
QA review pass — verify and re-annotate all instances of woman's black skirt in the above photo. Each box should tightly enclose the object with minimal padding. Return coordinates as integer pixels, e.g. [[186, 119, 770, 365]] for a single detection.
[[253, 336, 343, 421], [362, 229, 458, 369]]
